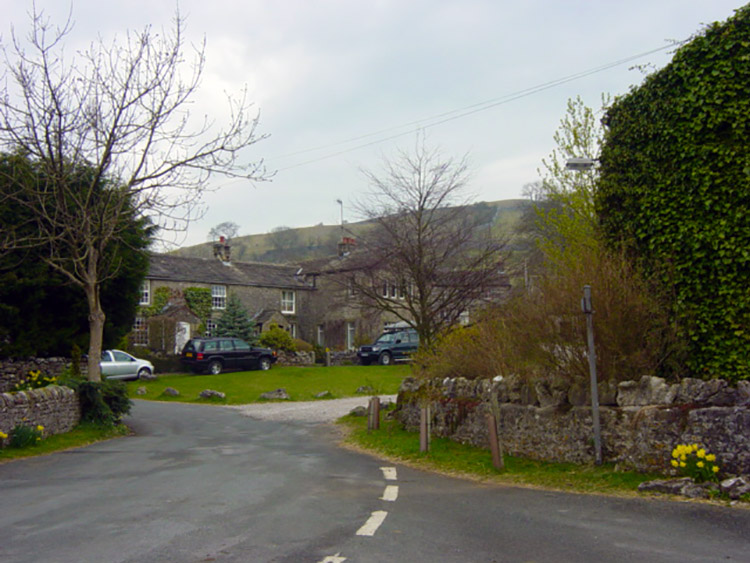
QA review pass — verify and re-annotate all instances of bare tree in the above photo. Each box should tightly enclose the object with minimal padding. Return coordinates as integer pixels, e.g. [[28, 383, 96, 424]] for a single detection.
[[208, 222, 241, 242], [345, 139, 506, 350], [0, 9, 269, 380]]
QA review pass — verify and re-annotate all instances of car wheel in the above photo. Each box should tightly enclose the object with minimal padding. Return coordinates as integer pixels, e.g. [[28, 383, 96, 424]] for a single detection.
[[137, 367, 151, 380], [259, 356, 272, 371], [208, 360, 223, 375], [378, 352, 392, 366]]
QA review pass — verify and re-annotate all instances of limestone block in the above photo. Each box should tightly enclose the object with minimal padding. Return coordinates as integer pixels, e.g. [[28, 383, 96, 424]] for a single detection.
[[617, 376, 676, 406]]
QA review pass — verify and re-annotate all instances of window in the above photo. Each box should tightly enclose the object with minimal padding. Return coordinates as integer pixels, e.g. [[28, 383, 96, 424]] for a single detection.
[[139, 280, 150, 306], [288, 323, 297, 338], [382, 282, 388, 298], [132, 317, 148, 346], [390, 283, 398, 299], [205, 319, 217, 337], [317, 325, 325, 346], [211, 285, 226, 309], [281, 290, 296, 314], [346, 322, 356, 351]]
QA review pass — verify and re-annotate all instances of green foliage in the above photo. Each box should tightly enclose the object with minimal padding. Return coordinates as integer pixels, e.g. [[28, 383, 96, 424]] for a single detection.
[[293, 339, 314, 353], [70, 344, 83, 379], [9, 424, 44, 448], [71, 380, 133, 426], [11, 369, 58, 391], [259, 323, 296, 352], [597, 7, 750, 381], [145, 286, 171, 317], [670, 444, 721, 483], [214, 293, 258, 343], [0, 152, 154, 357], [184, 287, 212, 323]]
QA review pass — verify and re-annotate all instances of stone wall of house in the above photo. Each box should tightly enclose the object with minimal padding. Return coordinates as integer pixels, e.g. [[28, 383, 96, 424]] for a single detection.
[[0, 358, 72, 393], [396, 375, 750, 475], [0, 385, 80, 444]]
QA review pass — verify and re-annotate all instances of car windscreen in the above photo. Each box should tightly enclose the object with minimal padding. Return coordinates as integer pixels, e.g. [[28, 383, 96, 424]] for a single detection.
[[375, 333, 396, 344]]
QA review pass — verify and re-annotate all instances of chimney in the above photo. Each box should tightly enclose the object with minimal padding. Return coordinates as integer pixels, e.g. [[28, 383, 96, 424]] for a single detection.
[[337, 236, 356, 257], [213, 235, 231, 263]]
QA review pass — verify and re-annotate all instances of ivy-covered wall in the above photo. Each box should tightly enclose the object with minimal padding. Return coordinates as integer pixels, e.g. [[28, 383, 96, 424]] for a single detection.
[[597, 6, 750, 381]]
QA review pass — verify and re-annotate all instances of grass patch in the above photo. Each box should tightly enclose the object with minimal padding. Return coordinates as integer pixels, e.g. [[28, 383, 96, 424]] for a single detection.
[[0, 422, 129, 463], [127, 364, 410, 404], [340, 415, 664, 496]]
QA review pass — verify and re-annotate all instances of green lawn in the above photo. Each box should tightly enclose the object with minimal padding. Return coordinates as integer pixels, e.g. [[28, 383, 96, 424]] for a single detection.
[[126, 364, 410, 404], [0, 423, 129, 463]]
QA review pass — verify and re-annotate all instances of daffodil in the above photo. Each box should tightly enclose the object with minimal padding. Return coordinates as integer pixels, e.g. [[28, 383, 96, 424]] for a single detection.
[[697, 449, 706, 459], [671, 459, 679, 468], [712, 466, 720, 473], [706, 454, 716, 462], [696, 461, 705, 468], [679, 461, 687, 468]]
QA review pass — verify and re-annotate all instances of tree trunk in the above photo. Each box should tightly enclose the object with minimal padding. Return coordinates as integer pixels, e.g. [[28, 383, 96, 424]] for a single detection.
[[84, 281, 105, 382]]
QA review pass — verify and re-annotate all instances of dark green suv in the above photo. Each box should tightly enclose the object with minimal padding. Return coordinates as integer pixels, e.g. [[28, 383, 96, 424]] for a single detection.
[[357, 326, 419, 366], [180, 337, 277, 374]]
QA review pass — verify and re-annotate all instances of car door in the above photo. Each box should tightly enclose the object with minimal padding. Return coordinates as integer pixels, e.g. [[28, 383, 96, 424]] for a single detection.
[[105, 350, 137, 378], [218, 339, 237, 370], [232, 339, 256, 370], [100, 351, 115, 377]]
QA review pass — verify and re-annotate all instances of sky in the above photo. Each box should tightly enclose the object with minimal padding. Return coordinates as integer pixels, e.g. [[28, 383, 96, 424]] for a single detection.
[[1, 1, 744, 248]]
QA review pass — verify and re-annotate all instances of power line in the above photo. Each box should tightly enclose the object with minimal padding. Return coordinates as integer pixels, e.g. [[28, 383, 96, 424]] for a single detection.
[[271, 42, 680, 171]]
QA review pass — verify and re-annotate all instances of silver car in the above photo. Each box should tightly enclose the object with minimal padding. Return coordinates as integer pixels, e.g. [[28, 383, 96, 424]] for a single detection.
[[100, 349, 154, 380]]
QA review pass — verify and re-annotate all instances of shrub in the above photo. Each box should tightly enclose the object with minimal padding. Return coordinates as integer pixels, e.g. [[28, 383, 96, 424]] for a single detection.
[[12, 369, 58, 392], [9, 424, 44, 448], [71, 380, 132, 426], [259, 324, 296, 352], [293, 339, 313, 353]]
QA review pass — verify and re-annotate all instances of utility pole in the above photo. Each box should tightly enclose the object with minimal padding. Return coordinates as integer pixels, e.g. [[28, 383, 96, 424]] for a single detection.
[[582, 285, 602, 465]]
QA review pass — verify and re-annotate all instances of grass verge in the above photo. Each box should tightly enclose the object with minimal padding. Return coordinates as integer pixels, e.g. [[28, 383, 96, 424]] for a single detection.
[[339, 415, 666, 497], [126, 364, 409, 404], [0, 422, 129, 463]]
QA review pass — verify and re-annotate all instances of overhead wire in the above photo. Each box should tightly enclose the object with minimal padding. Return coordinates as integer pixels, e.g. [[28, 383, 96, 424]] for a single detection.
[[270, 42, 680, 172]]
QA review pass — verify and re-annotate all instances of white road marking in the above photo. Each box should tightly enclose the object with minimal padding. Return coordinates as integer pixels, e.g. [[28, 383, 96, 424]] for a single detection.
[[380, 467, 397, 481], [381, 485, 399, 502], [318, 553, 347, 563], [356, 511, 388, 536]]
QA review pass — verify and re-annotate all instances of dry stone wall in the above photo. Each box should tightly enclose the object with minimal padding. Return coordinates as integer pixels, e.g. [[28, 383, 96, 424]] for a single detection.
[[275, 350, 315, 366], [0, 357, 72, 393], [0, 385, 80, 444], [396, 376, 750, 475]]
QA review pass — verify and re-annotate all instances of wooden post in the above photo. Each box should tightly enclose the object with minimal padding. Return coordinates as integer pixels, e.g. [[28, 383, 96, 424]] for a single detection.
[[368, 396, 380, 431], [419, 406, 429, 453], [582, 285, 603, 465], [487, 414, 504, 471]]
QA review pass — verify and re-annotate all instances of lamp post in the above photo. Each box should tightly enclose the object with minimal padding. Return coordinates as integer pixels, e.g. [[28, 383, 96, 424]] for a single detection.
[[566, 157, 602, 465], [336, 198, 344, 237]]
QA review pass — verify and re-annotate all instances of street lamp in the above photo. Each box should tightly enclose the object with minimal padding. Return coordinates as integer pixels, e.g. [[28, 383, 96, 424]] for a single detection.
[[565, 157, 597, 171]]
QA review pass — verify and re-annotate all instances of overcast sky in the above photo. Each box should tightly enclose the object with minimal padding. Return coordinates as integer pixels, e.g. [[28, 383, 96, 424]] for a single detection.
[[1, 1, 743, 247]]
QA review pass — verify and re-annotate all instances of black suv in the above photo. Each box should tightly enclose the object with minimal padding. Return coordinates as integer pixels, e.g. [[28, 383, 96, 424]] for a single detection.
[[357, 325, 419, 366], [180, 337, 277, 374]]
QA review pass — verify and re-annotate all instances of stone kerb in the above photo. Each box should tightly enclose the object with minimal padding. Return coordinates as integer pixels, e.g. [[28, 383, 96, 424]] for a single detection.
[[395, 375, 750, 475], [0, 385, 81, 443]]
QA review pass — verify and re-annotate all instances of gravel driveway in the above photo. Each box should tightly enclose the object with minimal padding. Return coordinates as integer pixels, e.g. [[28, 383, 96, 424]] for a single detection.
[[227, 395, 397, 423]]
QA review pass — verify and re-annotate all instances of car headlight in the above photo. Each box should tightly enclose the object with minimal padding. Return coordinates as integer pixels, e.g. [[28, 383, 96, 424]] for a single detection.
[[371, 346, 380, 352]]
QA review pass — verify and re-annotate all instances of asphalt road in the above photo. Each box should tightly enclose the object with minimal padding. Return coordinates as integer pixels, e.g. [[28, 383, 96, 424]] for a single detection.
[[1, 400, 748, 562]]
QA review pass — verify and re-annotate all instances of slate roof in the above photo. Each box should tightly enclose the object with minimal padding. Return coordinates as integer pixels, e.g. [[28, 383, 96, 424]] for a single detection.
[[147, 254, 313, 290]]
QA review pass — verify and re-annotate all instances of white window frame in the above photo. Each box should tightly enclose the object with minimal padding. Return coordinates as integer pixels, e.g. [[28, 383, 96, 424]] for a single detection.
[[205, 319, 217, 337], [317, 324, 325, 346], [346, 321, 356, 351], [281, 290, 296, 314], [132, 316, 148, 346], [288, 323, 297, 339], [139, 280, 150, 306], [211, 285, 227, 310]]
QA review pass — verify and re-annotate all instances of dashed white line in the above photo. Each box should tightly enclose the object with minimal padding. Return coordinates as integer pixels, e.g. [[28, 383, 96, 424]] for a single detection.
[[380, 466, 397, 481], [356, 510, 388, 536], [381, 485, 399, 502], [318, 553, 347, 563]]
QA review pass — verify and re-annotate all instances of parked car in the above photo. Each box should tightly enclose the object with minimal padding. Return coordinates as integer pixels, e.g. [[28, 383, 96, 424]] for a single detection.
[[357, 324, 419, 365], [180, 337, 277, 375], [100, 349, 154, 380]]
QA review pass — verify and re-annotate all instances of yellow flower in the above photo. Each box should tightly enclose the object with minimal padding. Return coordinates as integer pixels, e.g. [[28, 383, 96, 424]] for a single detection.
[[670, 459, 679, 468], [680, 454, 687, 462], [697, 461, 705, 468], [0, 431, 8, 440], [691, 443, 699, 450], [679, 461, 687, 468], [706, 454, 716, 462], [712, 466, 720, 473], [671, 448, 680, 458], [36, 425, 44, 432], [697, 449, 706, 459]]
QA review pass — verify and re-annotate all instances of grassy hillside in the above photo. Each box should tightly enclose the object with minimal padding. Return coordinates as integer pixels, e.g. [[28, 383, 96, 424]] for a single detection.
[[173, 199, 533, 264]]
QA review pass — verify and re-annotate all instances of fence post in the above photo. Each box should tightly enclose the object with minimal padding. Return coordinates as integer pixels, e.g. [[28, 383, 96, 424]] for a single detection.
[[368, 396, 380, 431], [420, 405, 430, 453]]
